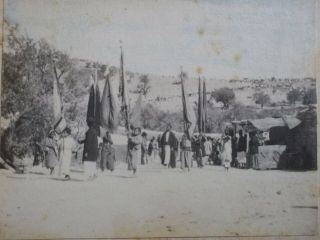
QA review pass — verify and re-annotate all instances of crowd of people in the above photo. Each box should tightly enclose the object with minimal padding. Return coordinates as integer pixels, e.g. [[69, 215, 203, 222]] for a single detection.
[[134, 123, 261, 173], [37, 117, 116, 180], [35, 119, 261, 181]]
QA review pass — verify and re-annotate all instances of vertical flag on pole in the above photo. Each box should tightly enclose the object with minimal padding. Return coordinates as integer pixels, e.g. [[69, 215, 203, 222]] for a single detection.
[[119, 45, 131, 165], [53, 77, 62, 121], [130, 93, 142, 129], [86, 69, 101, 135], [203, 79, 207, 133], [180, 68, 196, 139], [100, 69, 119, 133], [52, 66, 67, 134], [119, 47, 130, 132], [198, 75, 203, 134]]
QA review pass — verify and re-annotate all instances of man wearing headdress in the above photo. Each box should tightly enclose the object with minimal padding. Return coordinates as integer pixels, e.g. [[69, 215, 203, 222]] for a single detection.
[[160, 124, 177, 168]]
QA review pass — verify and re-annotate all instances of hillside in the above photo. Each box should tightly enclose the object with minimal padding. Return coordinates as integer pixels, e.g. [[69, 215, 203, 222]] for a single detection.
[[73, 58, 316, 113]]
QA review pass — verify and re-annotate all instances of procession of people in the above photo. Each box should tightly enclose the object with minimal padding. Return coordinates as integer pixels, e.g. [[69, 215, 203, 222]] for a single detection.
[[34, 46, 264, 181], [38, 116, 263, 181]]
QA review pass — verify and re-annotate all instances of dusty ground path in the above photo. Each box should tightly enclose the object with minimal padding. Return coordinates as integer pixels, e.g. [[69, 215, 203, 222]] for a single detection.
[[0, 160, 318, 239]]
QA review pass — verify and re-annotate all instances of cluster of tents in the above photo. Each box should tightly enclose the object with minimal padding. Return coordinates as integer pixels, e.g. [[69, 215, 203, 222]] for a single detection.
[[231, 106, 317, 170]]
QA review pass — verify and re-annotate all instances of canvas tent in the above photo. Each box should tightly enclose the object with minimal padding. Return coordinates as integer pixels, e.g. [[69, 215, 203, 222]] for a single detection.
[[249, 116, 301, 132], [285, 106, 317, 170], [232, 115, 302, 170], [249, 116, 301, 146]]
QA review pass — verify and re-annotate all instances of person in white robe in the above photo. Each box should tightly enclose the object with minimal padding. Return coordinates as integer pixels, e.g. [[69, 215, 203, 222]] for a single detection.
[[58, 127, 77, 180], [221, 136, 232, 172], [128, 127, 142, 174]]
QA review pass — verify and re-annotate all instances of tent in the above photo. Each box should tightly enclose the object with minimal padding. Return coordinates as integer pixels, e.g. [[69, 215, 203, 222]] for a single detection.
[[285, 106, 317, 170], [235, 116, 302, 146], [249, 116, 301, 132], [231, 115, 302, 170]]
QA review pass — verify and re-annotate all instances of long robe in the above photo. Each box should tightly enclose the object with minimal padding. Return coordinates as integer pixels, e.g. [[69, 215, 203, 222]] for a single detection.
[[59, 136, 76, 175], [221, 139, 232, 167], [180, 135, 192, 170], [101, 143, 116, 171], [160, 131, 177, 166], [44, 137, 58, 169], [141, 137, 148, 165], [83, 127, 99, 162], [128, 134, 142, 171]]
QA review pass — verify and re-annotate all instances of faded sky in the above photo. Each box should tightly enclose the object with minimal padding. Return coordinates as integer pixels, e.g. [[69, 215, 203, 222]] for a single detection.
[[4, 0, 317, 79]]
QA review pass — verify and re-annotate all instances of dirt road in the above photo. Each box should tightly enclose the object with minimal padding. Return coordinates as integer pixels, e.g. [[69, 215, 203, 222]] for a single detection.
[[0, 161, 318, 239]]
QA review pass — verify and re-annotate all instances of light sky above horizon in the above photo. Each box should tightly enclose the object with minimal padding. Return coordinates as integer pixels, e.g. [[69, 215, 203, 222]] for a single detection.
[[4, 0, 317, 79]]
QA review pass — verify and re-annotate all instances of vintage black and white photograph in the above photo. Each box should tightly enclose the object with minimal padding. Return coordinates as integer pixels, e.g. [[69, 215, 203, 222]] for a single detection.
[[0, 0, 319, 239]]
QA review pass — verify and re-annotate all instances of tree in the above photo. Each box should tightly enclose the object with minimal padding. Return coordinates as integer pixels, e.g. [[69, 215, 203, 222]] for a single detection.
[[141, 103, 160, 129], [135, 74, 151, 96], [253, 92, 270, 108], [1, 32, 52, 162], [302, 88, 317, 105], [52, 50, 72, 84], [1, 20, 72, 164], [287, 88, 302, 105], [210, 87, 235, 109]]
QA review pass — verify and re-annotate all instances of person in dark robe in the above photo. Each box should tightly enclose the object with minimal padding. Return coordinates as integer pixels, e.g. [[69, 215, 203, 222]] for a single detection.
[[211, 138, 219, 165], [160, 124, 176, 168], [157, 135, 162, 163], [195, 135, 204, 168], [191, 135, 198, 167], [148, 137, 155, 161], [249, 131, 259, 169], [237, 130, 247, 168], [169, 136, 179, 168], [230, 131, 238, 167], [100, 131, 116, 172], [33, 139, 44, 167], [81, 117, 99, 180]]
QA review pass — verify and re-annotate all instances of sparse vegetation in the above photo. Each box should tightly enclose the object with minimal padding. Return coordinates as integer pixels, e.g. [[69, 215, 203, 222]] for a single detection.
[[302, 88, 317, 105], [210, 88, 235, 109], [134, 74, 151, 96], [253, 92, 271, 108], [287, 88, 302, 105]]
